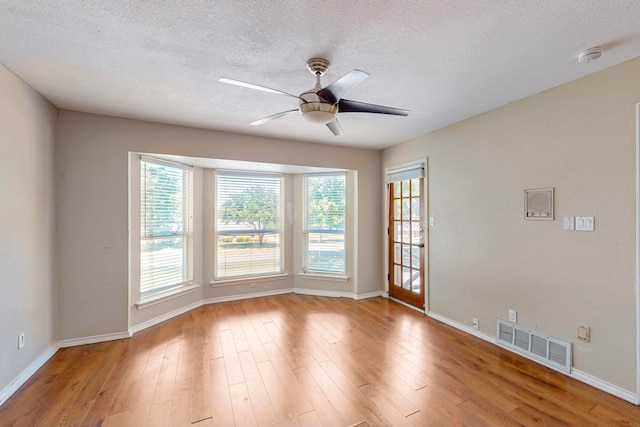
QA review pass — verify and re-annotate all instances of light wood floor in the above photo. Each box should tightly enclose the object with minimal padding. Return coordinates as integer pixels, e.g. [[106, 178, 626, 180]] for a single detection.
[[1, 295, 639, 426]]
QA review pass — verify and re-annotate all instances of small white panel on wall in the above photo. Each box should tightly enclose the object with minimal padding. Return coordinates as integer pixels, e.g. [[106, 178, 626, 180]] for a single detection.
[[525, 188, 554, 220], [563, 216, 575, 231], [575, 216, 595, 231]]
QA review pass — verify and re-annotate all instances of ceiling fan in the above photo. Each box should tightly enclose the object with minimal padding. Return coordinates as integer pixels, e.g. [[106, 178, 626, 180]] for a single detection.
[[219, 58, 410, 136]]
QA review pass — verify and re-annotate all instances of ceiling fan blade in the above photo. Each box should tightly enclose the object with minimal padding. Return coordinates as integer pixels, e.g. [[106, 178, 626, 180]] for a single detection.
[[326, 118, 343, 136], [219, 77, 302, 100], [317, 70, 369, 104], [250, 109, 299, 126], [338, 99, 410, 116]]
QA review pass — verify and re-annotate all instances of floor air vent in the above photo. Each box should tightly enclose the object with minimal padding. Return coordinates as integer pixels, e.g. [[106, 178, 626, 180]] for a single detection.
[[496, 318, 572, 374]]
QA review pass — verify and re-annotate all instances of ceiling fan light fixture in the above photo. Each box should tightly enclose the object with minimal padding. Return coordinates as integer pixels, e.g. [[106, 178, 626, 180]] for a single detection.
[[300, 102, 338, 124]]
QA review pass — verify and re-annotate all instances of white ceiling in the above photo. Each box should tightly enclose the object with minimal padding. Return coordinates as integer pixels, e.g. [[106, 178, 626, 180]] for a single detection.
[[1, 1, 639, 149]]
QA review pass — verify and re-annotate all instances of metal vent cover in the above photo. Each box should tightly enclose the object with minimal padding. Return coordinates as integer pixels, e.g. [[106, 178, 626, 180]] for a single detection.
[[496, 318, 572, 374]]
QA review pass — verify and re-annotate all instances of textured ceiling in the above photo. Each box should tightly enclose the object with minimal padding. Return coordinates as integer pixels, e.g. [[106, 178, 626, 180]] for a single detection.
[[1, 1, 640, 149]]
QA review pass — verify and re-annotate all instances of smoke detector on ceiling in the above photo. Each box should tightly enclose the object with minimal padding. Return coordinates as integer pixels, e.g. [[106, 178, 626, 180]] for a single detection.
[[578, 47, 602, 64]]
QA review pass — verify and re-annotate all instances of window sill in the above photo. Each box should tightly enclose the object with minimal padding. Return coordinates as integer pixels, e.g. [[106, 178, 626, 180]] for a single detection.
[[210, 273, 289, 288], [298, 273, 350, 283], [136, 284, 199, 310]]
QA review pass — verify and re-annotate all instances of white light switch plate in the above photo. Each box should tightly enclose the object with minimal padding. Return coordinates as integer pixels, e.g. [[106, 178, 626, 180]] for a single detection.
[[576, 216, 594, 231], [563, 216, 575, 231]]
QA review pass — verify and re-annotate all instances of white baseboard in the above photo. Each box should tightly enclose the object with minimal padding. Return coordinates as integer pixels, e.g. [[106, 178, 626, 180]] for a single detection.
[[58, 331, 132, 348], [135, 287, 377, 334], [427, 310, 639, 405], [0, 343, 59, 407], [354, 290, 384, 300], [293, 288, 384, 300], [293, 288, 351, 298], [572, 369, 639, 404], [130, 300, 203, 335], [202, 288, 294, 305], [427, 311, 494, 343]]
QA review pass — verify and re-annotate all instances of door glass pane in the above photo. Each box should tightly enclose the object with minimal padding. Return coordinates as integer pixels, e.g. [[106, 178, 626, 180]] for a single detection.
[[394, 265, 401, 287], [402, 199, 410, 220], [394, 221, 402, 242], [412, 246, 421, 269], [411, 222, 421, 244], [412, 272, 421, 294], [411, 178, 420, 196], [394, 199, 401, 219], [402, 245, 410, 266], [394, 183, 401, 198], [411, 198, 420, 220], [394, 243, 401, 264], [402, 180, 410, 197], [402, 222, 411, 243], [402, 267, 411, 290]]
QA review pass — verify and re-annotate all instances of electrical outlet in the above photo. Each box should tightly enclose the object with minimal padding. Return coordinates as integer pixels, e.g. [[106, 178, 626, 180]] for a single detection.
[[508, 309, 517, 323], [18, 333, 25, 350], [472, 318, 479, 330], [577, 324, 590, 342]]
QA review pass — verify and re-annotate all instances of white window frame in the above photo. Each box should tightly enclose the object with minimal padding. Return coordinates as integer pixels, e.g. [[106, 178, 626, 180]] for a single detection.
[[213, 171, 285, 281], [303, 172, 346, 275], [139, 156, 194, 300]]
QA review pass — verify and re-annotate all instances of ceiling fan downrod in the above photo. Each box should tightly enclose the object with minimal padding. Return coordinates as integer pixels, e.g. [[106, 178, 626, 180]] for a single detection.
[[307, 58, 330, 90]]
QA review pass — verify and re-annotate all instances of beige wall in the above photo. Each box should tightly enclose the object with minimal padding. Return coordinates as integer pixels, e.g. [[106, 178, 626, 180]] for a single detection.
[[0, 66, 57, 394], [55, 111, 383, 337], [383, 57, 639, 392]]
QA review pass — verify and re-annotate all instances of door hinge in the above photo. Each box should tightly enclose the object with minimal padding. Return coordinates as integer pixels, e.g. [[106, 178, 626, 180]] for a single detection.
[[387, 227, 390, 235], [387, 273, 390, 281]]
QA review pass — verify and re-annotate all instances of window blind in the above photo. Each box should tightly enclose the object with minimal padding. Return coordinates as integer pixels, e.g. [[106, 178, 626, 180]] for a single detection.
[[386, 163, 425, 183], [304, 173, 346, 274], [215, 172, 283, 279], [140, 158, 193, 295]]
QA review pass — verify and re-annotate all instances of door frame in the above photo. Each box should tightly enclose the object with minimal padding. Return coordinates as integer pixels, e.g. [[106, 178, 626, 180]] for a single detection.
[[635, 103, 640, 403], [384, 159, 429, 313]]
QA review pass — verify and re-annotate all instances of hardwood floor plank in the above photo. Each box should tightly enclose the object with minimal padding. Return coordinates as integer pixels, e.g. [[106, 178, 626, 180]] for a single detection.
[[229, 382, 258, 427], [209, 357, 235, 426], [237, 350, 278, 426], [220, 328, 245, 387], [588, 402, 640, 426], [190, 347, 213, 424], [260, 341, 314, 416], [320, 359, 409, 426], [1, 295, 639, 426], [293, 366, 348, 427], [34, 345, 108, 426], [298, 409, 323, 427], [101, 410, 130, 427], [235, 306, 270, 364], [123, 351, 165, 426], [152, 339, 180, 405], [147, 399, 172, 427], [168, 377, 193, 426], [305, 361, 365, 426]]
